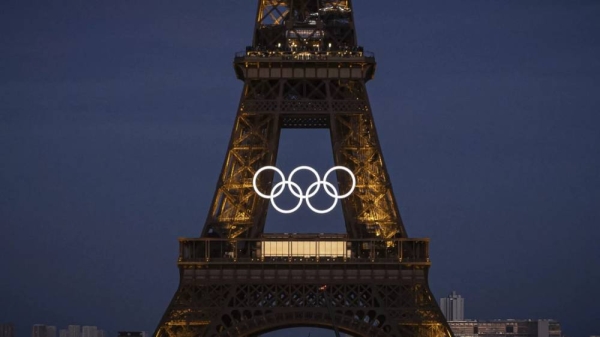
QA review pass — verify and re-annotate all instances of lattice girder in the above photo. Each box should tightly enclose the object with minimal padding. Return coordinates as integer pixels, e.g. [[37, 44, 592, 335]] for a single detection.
[[331, 112, 406, 239], [155, 266, 451, 337], [253, 0, 355, 50], [203, 108, 280, 238], [203, 77, 408, 240]]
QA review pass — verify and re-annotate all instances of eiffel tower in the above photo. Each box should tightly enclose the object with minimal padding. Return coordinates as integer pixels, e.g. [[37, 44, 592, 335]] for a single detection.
[[153, 1, 453, 336]]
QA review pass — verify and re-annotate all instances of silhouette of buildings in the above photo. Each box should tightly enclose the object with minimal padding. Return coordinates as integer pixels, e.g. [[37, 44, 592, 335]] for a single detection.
[[30, 325, 106, 337], [45, 326, 56, 337], [81, 326, 97, 337], [438, 291, 561, 337], [32, 325, 46, 337], [0, 324, 15, 337], [448, 319, 561, 337], [440, 291, 465, 321], [67, 326, 80, 337], [117, 331, 147, 337]]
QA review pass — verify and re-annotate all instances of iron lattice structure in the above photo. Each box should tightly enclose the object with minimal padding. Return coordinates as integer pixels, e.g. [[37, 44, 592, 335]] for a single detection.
[[154, 1, 453, 336]]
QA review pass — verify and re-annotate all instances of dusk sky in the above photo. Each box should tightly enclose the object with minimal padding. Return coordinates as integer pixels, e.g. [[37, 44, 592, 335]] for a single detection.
[[1, 1, 599, 337]]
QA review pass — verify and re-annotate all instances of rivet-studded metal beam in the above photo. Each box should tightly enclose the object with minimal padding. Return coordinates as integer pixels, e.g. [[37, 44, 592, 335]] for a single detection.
[[154, 1, 452, 336]]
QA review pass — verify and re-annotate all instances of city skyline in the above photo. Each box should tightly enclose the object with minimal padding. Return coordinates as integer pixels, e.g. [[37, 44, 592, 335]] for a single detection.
[[23, 325, 109, 337], [1, 1, 599, 337]]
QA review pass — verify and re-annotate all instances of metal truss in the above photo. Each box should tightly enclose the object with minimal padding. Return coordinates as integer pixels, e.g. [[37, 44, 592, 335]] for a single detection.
[[155, 237, 449, 337], [157, 278, 450, 337], [155, 0, 452, 336], [202, 78, 406, 240], [254, 0, 355, 50], [201, 108, 279, 239]]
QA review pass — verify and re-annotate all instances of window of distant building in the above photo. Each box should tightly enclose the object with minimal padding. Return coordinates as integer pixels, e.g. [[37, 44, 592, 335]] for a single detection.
[[473, 326, 479, 334], [506, 325, 514, 333]]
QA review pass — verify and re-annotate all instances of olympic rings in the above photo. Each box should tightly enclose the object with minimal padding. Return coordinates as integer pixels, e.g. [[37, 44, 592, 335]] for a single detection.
[[252, 165, 356, 214]]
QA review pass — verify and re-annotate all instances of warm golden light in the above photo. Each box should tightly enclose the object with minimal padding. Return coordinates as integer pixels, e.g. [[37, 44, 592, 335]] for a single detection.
[[262, 240, 346, 258]]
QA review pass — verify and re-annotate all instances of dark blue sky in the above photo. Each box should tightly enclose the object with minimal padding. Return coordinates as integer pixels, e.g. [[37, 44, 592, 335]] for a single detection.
[[1, 1, 599, 337]]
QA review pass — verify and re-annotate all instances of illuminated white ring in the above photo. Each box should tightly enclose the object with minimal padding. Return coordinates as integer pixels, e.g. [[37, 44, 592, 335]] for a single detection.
[[252, 165, 356, 214], [269, 180, 303, 214], [305, 180, 338, 214], [323, 166, 356, 199], [287, 166, 321, 198], [253, 166, 286, 199], [254, 166, 304, 214]]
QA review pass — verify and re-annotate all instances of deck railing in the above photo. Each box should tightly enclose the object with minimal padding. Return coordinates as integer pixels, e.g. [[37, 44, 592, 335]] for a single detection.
[[178, 235, 429, 264], [234, 50, 375, 62]]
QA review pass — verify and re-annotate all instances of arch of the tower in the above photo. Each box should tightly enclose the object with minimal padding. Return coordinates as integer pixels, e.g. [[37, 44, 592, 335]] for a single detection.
[[213, 309, 395, 337]]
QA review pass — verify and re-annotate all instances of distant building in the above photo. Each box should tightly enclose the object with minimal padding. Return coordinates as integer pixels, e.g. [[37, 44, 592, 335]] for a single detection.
[[448, 319, 561, 337], [81, 326, 97, 337], [117, 332, 147, 337], [1, 324, 15, 337], [440, 291, 465, 321], [46, 326, 56, 337], [27, 325, 110, 337], [67, 326, 80, 337], [32, 325, 47, 337]]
